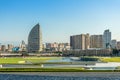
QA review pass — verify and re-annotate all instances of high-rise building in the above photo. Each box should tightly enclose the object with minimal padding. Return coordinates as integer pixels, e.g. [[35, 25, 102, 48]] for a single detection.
[[28, 23, 42, 52], [111, 40, 117, 49], [90, 35, 103, 48], [8, 44, 14, 52], [19, 40, 26, 52], [103, 29, 111, 49], [70, 34, 90, 50], [1, 45, 6, 52], [85, 34, 90, 49]]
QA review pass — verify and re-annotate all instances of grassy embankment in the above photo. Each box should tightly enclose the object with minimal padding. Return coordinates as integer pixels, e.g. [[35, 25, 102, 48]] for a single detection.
[[100, 57, 120, 62], [0, 68, 120, 72], [1, 57, 120, 72], [2, 57, 120, 64], [0, 57, 62, 64], [0, 57, 86, 72], [0, 68, 85, 72]]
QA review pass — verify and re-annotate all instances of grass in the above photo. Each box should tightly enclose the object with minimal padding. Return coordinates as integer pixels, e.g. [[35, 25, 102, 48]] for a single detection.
[[0, 57, 61, 64], [1, 56, 120, 64], [0, 68, 84, 72], [0, 57, 95, 65], [100, 57, 120, 62], [1, 57, 120, 72], [0, 68, 120, 72], [116, 66, 120, 70]]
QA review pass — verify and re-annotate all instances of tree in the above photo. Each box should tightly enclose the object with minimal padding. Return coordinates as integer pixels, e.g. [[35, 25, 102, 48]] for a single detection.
[[112, 49, 119, 56]]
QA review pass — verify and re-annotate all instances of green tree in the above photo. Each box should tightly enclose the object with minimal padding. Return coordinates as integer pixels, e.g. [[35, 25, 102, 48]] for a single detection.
[[112, 49, 119, 56]]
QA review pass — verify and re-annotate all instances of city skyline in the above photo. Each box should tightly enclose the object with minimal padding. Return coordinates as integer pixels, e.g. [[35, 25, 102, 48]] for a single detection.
[[1, 0, 120, 45]]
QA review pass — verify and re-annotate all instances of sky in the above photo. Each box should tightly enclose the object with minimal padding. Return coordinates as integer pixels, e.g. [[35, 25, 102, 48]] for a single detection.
[[0, 0, 120, 45]]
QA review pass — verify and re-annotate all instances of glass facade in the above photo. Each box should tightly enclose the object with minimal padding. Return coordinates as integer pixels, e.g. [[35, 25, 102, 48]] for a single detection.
[[28, 23, 42, 52]]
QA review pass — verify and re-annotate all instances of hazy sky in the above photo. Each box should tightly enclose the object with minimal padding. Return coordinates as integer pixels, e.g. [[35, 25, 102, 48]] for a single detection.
[[0, 0, 120, 45]]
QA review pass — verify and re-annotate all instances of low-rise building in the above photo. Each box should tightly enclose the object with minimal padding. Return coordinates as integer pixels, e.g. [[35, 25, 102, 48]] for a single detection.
[[117, 41, 120, 49], [63, 49, 112, 56], [46, 42, 70, 52]]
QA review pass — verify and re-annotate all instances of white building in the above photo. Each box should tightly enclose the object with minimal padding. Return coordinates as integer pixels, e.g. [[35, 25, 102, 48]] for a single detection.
[[19, 40, 27, 52]]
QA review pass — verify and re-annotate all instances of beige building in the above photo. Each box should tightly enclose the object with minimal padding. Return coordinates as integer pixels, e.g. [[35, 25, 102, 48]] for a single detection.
[[46, 42, 58, 51], [90, 35, 103, 48], [46, 42, 70, 52], [8, 44, 14, 52], [1, 45, 6, 52], [70, 34, 90, 50]]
